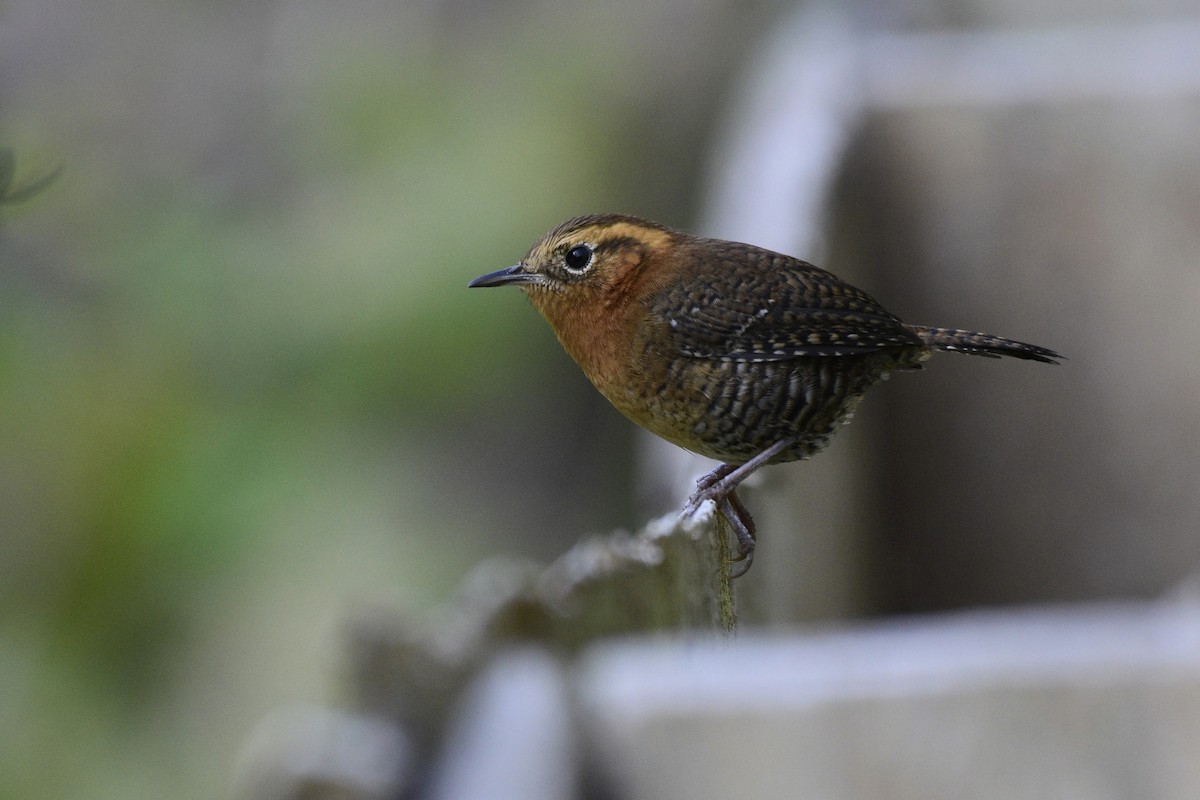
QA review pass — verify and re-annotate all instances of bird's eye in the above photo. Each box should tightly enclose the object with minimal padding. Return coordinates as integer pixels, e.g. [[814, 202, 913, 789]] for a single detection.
[[563, 243, 594, 274]]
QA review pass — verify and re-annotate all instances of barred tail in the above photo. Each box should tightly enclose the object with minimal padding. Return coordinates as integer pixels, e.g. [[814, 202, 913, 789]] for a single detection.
[[908, 325, 1061, 364]]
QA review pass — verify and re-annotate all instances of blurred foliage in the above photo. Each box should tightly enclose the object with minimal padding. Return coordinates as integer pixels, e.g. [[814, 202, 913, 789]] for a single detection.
[[0, 148, 62, 205], [0, 1, 762, 798]]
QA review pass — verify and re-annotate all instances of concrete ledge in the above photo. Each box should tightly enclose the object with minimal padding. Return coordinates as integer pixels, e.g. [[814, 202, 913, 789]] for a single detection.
[[578, 599, 1200, 799]]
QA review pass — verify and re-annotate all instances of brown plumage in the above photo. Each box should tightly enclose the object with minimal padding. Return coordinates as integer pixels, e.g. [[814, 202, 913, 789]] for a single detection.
[[470, 214, 1060, 576]]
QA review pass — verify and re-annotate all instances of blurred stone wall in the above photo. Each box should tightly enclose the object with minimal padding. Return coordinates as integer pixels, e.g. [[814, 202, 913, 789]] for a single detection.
[[846, 98, 1200, 612]]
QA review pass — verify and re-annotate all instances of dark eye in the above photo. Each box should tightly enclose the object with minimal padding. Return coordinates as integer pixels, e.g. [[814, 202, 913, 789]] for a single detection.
[[563, 243, 593, 273]]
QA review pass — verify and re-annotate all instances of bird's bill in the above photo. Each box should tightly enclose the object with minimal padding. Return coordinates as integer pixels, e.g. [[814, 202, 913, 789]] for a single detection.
[[468, 264, 542, 288]]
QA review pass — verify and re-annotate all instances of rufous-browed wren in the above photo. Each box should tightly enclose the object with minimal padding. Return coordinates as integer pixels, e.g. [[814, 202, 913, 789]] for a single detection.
[[470, 214, 1060, 577]]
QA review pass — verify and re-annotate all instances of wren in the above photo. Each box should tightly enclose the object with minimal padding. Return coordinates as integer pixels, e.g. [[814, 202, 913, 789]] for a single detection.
[[470, 214, 1060, 577]]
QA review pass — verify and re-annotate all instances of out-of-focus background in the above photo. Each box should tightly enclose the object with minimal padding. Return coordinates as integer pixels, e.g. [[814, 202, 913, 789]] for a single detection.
[[0, 2, 771, 797], [2, 0, 1199, 798]]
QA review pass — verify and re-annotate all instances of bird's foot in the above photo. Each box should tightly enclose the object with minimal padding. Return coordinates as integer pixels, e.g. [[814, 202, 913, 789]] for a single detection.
[[682, 464, 758, 578], [720, 490, 757, 579], [681, 462, 737, 518], [680, 439, 798, 578]]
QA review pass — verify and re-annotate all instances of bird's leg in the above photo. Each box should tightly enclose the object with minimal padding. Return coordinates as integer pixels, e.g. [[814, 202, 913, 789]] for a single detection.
[[681, 437, 796, 578], [681, 437, 797, 517], [720, 488, 756, 578]]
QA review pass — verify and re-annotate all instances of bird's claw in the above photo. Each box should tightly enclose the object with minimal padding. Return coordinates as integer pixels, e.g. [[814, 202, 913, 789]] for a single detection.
[[682, 453, 789, 577], [728, 548, 754, 579], [681, 477, 758, 578]]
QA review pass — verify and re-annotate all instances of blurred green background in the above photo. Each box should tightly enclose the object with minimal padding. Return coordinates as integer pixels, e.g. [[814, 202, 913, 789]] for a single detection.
[[0, 1, 774, 797]]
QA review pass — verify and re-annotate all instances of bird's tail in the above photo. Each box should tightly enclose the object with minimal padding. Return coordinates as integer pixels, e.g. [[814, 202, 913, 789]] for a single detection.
[[908, 325, 1061, 364]]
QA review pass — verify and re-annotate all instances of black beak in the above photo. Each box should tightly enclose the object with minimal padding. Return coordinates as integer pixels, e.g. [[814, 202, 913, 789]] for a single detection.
[[468, 264, 542, 288]]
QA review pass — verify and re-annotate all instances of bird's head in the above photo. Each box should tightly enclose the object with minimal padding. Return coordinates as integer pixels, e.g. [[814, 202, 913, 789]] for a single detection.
[[468, 214, 679, 327]]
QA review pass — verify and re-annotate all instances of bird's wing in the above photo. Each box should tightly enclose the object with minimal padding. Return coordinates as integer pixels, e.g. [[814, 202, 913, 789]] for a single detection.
[[648, 243, 922, 361]]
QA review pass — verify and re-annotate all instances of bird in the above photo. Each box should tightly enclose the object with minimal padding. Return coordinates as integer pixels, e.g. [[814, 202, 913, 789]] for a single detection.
[[469, 214, 1060, 577]]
